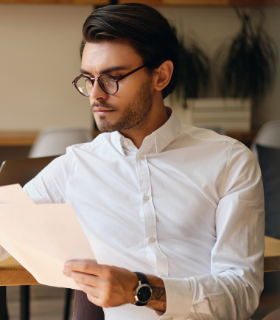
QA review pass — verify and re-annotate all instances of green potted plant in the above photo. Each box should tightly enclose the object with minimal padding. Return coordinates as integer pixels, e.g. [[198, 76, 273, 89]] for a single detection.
[[168, 27, 210, 109], [214, 8, 277, 109]]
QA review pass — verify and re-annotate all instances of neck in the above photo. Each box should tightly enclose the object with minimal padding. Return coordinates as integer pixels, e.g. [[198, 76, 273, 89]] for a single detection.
[[119, 102, 169, 149]]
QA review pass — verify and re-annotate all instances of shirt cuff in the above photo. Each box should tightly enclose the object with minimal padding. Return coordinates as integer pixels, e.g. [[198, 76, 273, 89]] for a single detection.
[[159, 278, 192, 320]]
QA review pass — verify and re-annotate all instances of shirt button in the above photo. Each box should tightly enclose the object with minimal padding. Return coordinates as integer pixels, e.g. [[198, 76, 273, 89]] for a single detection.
[[143, 196, 149, 202], [147, 237, 155, 244], [124, 139, 130, 146], [158, 273, 166, 278], [139, 154, 144, 160]]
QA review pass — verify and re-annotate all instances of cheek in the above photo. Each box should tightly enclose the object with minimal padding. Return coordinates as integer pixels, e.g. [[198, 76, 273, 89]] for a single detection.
[[117, 76, 145, 100]]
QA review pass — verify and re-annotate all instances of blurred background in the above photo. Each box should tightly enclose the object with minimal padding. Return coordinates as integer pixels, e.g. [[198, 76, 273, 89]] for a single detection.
[[0, 1, 279, 320]]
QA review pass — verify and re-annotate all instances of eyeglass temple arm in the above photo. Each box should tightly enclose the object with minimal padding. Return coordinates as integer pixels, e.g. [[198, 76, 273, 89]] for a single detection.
[[115, 64, 148, 81]]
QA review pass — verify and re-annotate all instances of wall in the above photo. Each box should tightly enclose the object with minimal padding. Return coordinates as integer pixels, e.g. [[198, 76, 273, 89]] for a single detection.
[[0, 5, 279, 131], [156, 6, 280, 128], [0, 4, 93, 131]]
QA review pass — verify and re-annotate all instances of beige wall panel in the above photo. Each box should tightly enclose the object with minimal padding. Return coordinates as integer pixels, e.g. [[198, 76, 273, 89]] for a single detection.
[[0, 4, 93, 131]]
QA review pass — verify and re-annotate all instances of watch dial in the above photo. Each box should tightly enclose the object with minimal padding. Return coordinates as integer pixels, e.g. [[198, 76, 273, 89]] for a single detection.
[[138, 286, 151, 302]]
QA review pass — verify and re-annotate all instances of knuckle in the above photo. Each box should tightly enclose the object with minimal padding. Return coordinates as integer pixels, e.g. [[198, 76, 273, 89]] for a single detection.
[[105, 282, 113, 292], [104, 267, 114, 279]]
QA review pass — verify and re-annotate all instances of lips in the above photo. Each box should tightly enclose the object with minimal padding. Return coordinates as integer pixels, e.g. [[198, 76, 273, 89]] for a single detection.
[[93, 107, 115, 113]]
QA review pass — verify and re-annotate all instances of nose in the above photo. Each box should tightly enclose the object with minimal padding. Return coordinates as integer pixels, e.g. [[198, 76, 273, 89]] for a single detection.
[[89, 79, 108, 101]]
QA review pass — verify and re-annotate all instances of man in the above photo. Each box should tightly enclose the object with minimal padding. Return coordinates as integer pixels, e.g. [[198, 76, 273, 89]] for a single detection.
[[23, 4, 264, 320]]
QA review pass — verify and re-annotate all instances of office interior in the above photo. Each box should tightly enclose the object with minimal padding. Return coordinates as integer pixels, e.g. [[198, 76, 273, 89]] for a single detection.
[[0, 2, 279, 320]]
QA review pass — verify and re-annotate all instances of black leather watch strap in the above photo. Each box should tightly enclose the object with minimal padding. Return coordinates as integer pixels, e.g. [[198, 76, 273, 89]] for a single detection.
[[133, 272, 152, 306], [135, 272, 150, 285]]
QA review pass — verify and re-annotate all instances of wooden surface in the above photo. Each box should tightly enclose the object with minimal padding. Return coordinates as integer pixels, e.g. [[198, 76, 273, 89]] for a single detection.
[[0, 131, 37, 146], [264, 236, 280, 272], [0, 0, 279, 5], [0, 236, 279, 286], [0, 130, 97, 146], [0, 257, 38, 286]]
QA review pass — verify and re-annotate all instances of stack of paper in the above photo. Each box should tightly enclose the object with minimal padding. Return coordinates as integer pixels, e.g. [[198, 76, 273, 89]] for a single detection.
[[0, 184, 95, 289]]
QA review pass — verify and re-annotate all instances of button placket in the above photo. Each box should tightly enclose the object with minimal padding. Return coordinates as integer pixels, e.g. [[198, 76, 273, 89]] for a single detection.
[[136, 141, 169, 278]]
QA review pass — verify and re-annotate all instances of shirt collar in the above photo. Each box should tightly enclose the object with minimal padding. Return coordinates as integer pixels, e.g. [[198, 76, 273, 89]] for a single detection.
[[110, 107, 181, 156]]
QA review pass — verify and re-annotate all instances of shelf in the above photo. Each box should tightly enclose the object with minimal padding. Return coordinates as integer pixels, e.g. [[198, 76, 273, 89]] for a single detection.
[[0, 0, 279, 6], [121, 0, 280, 6]]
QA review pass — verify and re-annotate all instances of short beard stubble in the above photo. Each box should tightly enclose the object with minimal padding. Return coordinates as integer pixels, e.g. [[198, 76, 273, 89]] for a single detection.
[[93, 77, 153, 133]]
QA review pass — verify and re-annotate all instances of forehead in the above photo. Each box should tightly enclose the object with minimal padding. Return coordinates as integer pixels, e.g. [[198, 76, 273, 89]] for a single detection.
[[81, 39, 143, 73]]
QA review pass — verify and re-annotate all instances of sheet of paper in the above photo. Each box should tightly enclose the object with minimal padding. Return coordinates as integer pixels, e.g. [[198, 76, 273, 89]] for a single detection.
[[0, 184, 35, 261], [0, 184, 34, 204], [0, 204, 95, 289]]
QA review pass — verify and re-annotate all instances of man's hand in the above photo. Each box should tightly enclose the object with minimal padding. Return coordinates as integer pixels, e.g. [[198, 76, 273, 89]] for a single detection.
[[63, 260, 166, 312], [63, 260, 138, 308]]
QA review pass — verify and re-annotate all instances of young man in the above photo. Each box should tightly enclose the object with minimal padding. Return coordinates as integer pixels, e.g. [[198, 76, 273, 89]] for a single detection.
[[24, 4, 264, 320]]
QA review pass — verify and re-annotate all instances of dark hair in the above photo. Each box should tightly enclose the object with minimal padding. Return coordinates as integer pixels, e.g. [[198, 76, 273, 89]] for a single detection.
[[80, 3, 179, 99]]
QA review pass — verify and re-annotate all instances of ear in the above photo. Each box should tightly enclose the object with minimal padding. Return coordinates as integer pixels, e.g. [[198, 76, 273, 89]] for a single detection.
[[153, 60, 174, 93]]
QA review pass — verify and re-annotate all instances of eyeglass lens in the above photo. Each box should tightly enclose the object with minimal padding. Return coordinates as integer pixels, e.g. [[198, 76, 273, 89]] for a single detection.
[[75, 75, 118, 96]]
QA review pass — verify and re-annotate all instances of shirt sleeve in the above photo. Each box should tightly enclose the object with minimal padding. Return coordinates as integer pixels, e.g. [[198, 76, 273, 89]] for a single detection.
[[23, 150, 75, 204], [160, 141, 265, 320]]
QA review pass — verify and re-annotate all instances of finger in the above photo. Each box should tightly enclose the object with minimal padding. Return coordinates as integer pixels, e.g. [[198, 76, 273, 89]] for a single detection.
[[86, 293, 104, 307], [78, 284, 114, 309], [75, 281, 99, 297], [75, 282, 108, 307], [64, 260, 101, 275], [62, 269, 98, 287]]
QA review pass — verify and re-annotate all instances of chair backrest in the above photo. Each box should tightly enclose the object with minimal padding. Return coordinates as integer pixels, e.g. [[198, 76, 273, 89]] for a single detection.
[[29, 127, 92, 158], [0, 156, 57, 187], [251, 120, 280, 158]]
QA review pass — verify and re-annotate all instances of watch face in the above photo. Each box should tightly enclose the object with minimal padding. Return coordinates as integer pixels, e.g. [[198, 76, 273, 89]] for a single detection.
[[138, 286, 152, 303]]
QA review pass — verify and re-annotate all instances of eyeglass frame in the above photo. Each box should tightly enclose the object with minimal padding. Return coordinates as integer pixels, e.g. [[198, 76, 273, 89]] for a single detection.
[[72, 63, 148, 97]]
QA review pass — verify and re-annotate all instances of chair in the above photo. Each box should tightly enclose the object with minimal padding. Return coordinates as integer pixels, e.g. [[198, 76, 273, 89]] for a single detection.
[[29, 127, 92, 158], [250, 121, 280, 240], [250, 121, 280, 315], [251, 120, 280, 159]]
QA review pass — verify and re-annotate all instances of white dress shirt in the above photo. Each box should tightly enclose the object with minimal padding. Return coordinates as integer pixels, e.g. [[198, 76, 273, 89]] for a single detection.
[[22, 109, 264, 320]]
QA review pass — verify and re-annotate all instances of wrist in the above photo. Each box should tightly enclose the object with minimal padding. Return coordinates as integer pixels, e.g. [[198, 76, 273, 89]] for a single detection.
[[126, 271, 139, 304], [132, 272, 153, 306]]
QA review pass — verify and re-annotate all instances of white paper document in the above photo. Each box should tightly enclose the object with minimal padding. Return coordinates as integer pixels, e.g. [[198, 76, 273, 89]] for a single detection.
[[0, 200, 95, 289], [0, 184, 34, 204], [0, 184, 35, 261]]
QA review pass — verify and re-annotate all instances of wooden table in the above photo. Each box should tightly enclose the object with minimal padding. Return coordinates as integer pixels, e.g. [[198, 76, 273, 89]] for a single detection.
[[264, 236, 280, 272], [1, 236, 280, 319], [2, 236, 279, 285]]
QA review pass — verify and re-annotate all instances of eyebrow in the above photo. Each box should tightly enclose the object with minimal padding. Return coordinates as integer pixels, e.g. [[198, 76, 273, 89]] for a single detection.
[[80, 66, 129, 76]]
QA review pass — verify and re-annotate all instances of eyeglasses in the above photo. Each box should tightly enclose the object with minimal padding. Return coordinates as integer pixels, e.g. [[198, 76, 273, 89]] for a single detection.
[[72, 64, 147, 97]]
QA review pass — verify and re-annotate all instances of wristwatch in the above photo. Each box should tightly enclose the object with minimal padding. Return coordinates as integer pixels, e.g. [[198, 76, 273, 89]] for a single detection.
[[133, 272, 153, 306]]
